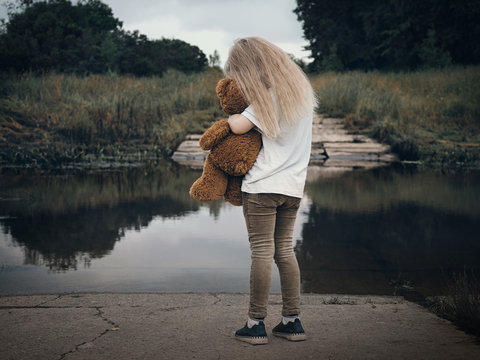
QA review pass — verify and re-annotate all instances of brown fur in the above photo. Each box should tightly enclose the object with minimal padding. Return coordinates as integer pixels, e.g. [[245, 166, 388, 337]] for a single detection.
[[189, 155, 228, 201], [216, 78, 249, 114], [189, 79, 262, 206]]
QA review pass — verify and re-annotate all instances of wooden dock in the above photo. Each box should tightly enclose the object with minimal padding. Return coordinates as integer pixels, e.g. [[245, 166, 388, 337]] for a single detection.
[[171, 134, 208, 169], [172, 115, 398, 178]]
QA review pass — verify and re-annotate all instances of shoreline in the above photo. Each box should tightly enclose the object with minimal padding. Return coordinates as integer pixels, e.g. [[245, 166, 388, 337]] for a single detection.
[[2, 292, 480, 359], [2, 68, 479, 169]]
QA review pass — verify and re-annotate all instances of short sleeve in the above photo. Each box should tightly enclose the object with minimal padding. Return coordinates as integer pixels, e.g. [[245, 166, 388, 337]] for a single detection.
[[241, 105, 262, 131]]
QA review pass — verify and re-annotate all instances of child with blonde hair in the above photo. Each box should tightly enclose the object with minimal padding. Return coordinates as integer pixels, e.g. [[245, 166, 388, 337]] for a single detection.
[[225, 37, 316, 345]]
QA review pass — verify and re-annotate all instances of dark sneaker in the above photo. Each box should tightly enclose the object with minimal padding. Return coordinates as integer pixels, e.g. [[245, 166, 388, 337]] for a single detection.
[[235, 321, 268, 345], [272, 318, 306, 341]]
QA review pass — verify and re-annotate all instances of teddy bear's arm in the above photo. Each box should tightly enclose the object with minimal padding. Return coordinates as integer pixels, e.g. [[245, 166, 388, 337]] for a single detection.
[[199, 119, 231, 150], [210, 129, 262, 176]]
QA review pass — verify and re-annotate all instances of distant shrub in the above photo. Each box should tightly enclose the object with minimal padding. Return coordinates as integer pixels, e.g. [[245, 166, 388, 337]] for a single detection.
[[390, 135, 420, 161], [370, 118, 419, 161], [443, 102, 467, 117]]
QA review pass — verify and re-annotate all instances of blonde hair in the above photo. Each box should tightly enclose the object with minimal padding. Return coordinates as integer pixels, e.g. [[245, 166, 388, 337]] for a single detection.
[[224, 37, 316, 139]]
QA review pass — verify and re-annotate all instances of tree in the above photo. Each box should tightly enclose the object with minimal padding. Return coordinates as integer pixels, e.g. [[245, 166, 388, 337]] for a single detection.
[[0, 0, 122, 73], [294, 0, 372, 71], [0, 0, 208, 75], [417, 29, 452, 69], [154, 39, 207, 73], [319, 44, 343, 72], [361, 0, 432, 70], [116, 30, 158, 76], [115, 34, 207, 76], [294, 0, 480, 71], [208, 50, 221, 68], [429, 0, 480, 66]]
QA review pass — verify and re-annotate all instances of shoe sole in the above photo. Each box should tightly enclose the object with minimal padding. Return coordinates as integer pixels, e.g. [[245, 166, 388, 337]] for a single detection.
[[272, 331, 306, 341], [235, 335, 268, 345]]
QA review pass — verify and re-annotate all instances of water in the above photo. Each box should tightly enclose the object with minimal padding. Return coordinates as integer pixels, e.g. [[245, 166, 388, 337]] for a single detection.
[[1, 161, 479, 296]]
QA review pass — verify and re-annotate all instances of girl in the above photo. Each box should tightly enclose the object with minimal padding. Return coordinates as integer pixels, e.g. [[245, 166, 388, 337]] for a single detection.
[[225, 37, 316, 345]]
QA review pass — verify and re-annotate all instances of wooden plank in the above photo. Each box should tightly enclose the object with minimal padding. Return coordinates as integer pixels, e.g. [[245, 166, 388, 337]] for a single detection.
[[172, 115, 398, 172]]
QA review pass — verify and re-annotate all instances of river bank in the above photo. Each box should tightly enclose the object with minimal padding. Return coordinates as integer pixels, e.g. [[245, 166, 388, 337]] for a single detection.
[[0, 69, 223, 167], [311, 66, 480, 168], [2, 293, 480, 360], [1, 68, 479, 169]]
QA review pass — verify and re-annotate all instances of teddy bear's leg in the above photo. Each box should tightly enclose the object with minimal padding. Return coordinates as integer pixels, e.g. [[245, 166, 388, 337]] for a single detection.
[[224, 175, 243, 206], [189, 155, 228, 202]]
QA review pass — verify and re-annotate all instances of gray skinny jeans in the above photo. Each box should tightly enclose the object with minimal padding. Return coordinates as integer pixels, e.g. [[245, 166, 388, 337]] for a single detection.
[[242, 192, 301, 319]]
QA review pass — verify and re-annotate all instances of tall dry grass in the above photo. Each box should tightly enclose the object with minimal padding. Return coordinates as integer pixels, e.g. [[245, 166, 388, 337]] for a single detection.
[[0, 69, 224, 165], [2, 67, 479, 166], [428, 269, 480, 337], [310, 67, 480, 163]]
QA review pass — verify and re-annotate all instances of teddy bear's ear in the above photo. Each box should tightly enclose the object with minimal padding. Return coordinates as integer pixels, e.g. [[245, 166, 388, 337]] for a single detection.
[[215, 78, 232, 99], [216, 78, 249, 115], [199, 119, 231, 150]]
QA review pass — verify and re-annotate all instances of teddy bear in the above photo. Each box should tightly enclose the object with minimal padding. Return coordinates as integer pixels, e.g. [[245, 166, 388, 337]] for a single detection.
[[189, 78, 262, 206]]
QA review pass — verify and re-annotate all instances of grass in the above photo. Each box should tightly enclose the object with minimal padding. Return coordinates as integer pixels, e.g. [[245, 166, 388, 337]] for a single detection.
[[428, 269, 480, 337], [1, 67, 479, 167], [310, 67, 480, 165], [322, 296, 357, 305], [0, 69, 224, 166]]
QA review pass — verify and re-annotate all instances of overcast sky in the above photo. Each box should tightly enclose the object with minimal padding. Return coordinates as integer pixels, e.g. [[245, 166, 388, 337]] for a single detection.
[[1, 0, 311, 66]]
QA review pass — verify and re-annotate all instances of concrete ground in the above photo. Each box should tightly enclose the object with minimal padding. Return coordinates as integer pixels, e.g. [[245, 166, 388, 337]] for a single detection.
[[1, 293, 479, 360]]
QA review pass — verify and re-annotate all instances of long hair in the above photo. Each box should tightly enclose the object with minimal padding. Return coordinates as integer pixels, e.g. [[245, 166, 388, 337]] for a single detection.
[[224, 37, 316, 139]]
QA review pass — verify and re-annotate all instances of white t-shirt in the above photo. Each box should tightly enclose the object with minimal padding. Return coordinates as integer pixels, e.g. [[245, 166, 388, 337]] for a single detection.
[[240, 104, 312, 198]]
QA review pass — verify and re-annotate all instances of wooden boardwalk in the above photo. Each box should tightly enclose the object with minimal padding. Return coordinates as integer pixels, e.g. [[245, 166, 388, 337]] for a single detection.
[[172, 115, 398, 179]]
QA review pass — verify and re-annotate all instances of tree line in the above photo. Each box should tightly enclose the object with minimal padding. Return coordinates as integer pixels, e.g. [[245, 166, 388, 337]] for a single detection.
[[0, 0, 207, 75], [294, 0, 480, 71]]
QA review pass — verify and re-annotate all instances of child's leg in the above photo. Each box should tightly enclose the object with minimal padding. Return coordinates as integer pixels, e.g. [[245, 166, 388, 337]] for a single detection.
[[242, 193, 278, 319], [273, 195, 301, 316]]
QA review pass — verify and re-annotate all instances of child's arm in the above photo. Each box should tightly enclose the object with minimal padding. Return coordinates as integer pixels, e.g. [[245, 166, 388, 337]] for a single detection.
[[228, 114, 255, 135]]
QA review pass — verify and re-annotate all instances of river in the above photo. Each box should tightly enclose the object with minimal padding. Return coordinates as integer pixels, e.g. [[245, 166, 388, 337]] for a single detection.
[[1, 161, 479, 297]]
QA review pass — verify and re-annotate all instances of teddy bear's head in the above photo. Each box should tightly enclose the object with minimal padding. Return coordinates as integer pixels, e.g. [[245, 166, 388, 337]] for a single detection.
[[190, 78, 261, 206], [215, 78, 249, 115]]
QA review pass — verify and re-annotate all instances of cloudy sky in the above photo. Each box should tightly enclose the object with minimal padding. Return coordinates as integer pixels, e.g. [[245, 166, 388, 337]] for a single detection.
[[1, 0, 311, 66], [103, 0, 310, 66]]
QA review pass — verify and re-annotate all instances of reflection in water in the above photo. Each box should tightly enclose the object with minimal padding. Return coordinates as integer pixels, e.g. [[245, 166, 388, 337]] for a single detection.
[[2, 199, 189, 270], [0, 162, 219, 271], [1, 162, 479, 296], [298, 165, 480, 297]]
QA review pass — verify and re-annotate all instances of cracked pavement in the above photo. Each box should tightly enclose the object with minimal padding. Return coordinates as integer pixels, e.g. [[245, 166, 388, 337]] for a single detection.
[[1, 293, 480, 359]]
